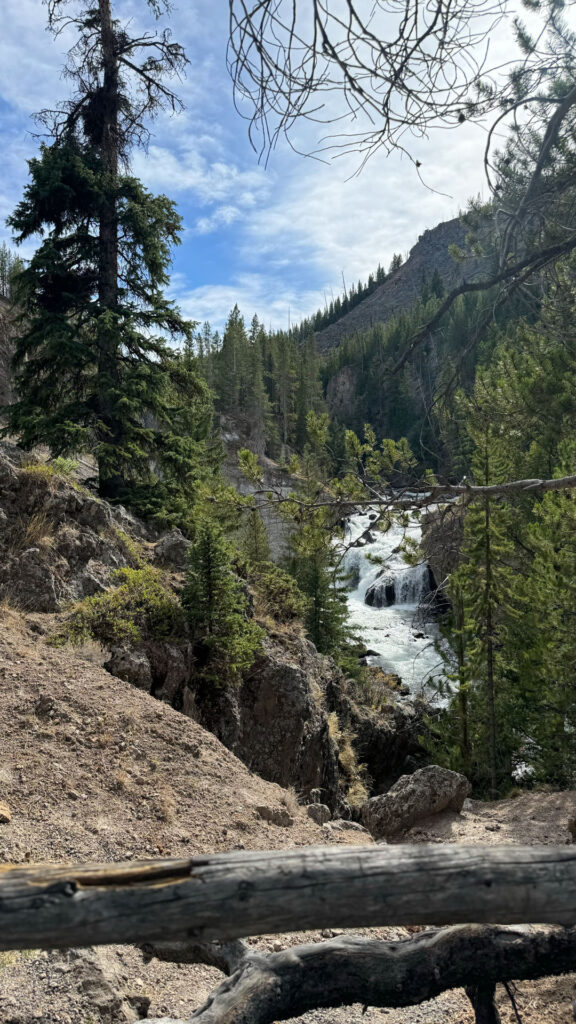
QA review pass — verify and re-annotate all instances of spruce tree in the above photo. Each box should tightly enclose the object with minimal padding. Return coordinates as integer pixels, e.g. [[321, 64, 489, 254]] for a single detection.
[[5, 1, 203, 504], [241, 505, 271, 566], [183, 522, 263, 685]]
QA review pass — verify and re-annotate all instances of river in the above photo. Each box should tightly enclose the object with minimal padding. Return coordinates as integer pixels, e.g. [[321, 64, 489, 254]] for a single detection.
[[341, 510, 444, 696]]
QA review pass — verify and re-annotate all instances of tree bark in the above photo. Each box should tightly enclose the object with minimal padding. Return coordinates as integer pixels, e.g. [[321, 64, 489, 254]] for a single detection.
[[466, 983, 502, 1024], [2, 846, 576, 952]]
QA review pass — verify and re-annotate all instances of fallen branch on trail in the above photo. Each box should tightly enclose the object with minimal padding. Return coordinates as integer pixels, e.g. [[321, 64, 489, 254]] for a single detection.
[[2, 845, 576, 952], [140, 925, 576, 1024]]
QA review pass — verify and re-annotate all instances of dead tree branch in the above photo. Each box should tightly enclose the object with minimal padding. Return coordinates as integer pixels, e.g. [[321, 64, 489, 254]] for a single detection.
[[140, 925, 576, 1024]]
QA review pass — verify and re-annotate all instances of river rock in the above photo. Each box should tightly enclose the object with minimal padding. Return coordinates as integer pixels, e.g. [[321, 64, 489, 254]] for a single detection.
[[0, 801, 11, 823], [361, 765, 471, 838], [365, 571, 396, 608]]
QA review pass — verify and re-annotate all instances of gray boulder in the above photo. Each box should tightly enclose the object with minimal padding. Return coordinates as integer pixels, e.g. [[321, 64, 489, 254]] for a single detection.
[[306, 803, 331, 825], [153, 528, 191, 569], [104, 648, 153, 691], [2, 548, 64, 612], [255, 805, 294, 827], [361, 764, 471, 838]]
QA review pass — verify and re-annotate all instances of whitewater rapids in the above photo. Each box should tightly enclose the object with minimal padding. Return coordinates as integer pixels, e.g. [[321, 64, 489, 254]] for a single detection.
[[341, 511, 444, 695]]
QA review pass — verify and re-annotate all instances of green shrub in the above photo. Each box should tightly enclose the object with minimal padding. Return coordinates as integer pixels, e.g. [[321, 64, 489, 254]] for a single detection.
[[250, 562, 309, 623], [21, 457, 79, 481], [111, 528, 145, 568], [53, 566, 185, 648]]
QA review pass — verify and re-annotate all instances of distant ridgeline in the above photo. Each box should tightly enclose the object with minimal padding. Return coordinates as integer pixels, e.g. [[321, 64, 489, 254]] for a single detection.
[[193, 210, 535, 473]]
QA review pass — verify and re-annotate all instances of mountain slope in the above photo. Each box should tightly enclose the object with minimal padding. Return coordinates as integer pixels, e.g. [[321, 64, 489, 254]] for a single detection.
[[315, 216, 488, 350]]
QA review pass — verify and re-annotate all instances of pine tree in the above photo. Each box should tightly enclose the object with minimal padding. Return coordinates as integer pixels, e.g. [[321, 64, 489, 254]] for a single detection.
[[216, 305, 247, 415], [515, 464, 576, 786], [241, 506, 271, 566], [183, 522, 263, 685], [284, 412, 351, 656], [5, 1, 199, 503], [441, 380, 521, 794]]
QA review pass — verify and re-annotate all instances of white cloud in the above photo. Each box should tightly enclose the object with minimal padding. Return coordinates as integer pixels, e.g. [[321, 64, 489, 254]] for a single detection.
[[233, 118, 491, 308], [171, 272, 326, 333], [194, 205, 242, 235], [134, 142, 270, 204]]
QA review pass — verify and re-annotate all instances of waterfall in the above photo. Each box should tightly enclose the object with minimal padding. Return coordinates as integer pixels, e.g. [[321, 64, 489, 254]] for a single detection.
[[340, 510, 443, 695]]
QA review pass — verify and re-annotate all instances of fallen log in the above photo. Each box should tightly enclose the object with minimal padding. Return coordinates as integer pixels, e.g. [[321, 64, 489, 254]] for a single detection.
[[2, 844, 576, 951], [140, 925, 576, 1024]]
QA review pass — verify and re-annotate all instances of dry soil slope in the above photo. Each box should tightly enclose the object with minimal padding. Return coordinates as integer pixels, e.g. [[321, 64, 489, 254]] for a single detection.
[[1, 609, 575, 1024]]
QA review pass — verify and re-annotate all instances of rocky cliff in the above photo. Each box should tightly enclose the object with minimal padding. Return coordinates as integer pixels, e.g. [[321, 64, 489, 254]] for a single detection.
[[315, 216, 490, 350]]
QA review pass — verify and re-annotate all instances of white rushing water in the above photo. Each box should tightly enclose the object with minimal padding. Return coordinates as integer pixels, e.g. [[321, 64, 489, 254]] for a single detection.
[[341, 510, 444, 696]]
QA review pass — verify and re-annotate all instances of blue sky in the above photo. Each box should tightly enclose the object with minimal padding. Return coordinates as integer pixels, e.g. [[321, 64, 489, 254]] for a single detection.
[[0, 1, 517, 332]]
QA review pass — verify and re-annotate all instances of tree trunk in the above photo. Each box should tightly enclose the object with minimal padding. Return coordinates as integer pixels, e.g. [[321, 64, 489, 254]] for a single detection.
[[484, 497, 498, 797], [97, 0, 123, 500], [3, 846, 576, 952]]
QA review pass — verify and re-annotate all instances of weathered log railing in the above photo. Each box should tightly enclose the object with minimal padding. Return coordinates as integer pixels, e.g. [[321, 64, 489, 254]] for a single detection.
[[2, 845, 576, 1024]]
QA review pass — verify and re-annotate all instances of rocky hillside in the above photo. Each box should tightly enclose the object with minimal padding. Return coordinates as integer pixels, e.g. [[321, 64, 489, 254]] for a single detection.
[[0, 441, 423, 813], [1, 443, 576, 1023], [315, 216, 489, 350], [1, 609, 575, 1024]]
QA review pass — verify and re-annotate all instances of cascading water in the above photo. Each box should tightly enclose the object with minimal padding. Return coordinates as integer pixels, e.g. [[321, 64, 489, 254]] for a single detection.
[[341, 510, 443, 695]]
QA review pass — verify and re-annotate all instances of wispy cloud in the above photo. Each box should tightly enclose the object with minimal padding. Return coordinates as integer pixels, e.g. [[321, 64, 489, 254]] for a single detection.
[[134, 142, 269, 205], [171, 271, 325, 334], [0, 0, 521, 333]]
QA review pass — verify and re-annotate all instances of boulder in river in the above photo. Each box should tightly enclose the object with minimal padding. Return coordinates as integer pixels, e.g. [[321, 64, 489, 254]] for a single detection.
[[365, 571, 396, 607]]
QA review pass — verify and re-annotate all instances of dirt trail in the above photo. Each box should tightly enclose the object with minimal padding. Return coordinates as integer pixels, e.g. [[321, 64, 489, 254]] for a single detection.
[[1, 607, 575, 1024]]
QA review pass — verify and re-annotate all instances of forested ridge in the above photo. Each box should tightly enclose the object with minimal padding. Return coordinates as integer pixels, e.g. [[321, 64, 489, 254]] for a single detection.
[[182, 215, 576, 797]]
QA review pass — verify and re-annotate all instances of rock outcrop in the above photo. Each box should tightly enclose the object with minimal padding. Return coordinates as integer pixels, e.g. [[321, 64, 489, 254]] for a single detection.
[[152, 527, 191, 569], [361, 764, 471, 838], [0, 443, 148, 612], [326, 675, 426, 796], [182, 634, 341, 809], [220, 414, 295, 561]]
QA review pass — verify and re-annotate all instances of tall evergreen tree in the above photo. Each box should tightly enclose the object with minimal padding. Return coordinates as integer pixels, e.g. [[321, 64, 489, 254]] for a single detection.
[[5, 0, 202, 504], [0, 243, 23, 300]]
